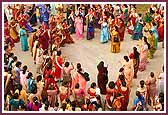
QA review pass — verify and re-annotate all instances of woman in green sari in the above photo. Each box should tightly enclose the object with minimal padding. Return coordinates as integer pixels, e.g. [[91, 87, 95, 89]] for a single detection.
[[147, 30, 156, 59]]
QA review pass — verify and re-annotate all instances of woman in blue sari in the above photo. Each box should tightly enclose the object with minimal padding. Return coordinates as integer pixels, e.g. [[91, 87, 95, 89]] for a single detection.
[[151, 22, 159, 49], [19, 26, 28, 51], [86, 11, 95, 40], [99, 18, 110, 43], [132, 14, 143, 40]]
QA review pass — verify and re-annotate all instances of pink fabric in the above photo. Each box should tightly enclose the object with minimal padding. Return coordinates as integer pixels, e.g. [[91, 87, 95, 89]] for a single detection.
[[71, 72, 86, 92], [75, 17, 83, 39], [139, 45, 148, 72]]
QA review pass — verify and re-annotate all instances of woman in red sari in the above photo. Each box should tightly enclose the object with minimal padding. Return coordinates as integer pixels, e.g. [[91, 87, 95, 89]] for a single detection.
[[157, 21, 164, 42], [119, 81, 129, 111], [53, 50, 63, 81], [38, 22, 50, 50], [4, 22, 15, 48], [117, 18, 125, 41], [106, 81, 117, 110]]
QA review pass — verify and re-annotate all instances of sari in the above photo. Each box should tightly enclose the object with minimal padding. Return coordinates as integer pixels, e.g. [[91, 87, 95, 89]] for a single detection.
[[139, 44, 148, 71], [75, 17, 83, 39], [148, 35, 156, 59], [111, 30, 120, 53]]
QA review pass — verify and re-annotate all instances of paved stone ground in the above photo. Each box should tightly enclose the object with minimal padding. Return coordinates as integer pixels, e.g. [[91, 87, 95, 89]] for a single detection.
[[13, 24, 164, 111]]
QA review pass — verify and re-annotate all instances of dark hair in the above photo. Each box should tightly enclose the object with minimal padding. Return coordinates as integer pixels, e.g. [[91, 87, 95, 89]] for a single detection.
[[33, 96, 38, 105], [136, 91, 141, 97], [121, 81, 127, 87], [13, 93, 19, 99], [13, 56, 18, 61], [97, 61, 104, 69], [65, 98, 70, 104], [162, 65, 164, 72], [37, 75, 42, 82], [47, 63, 52, 70], [55, 102, 59, 107], [143, 36, 150, 49], [77, 63, 81, 69], [27, 72, 33, 79], [62, 103, 67, 111], [124, 56, 129, 62], [4, 45, 9, 51], [9, 53, 14, 57], [149, 30, 153, 35], [15, 61, 22, 67], [119, 75, 125, 81], [140, 80, 145, 88], [57, 50, 62, 56], [91, 82, 96, 88], [22, 65, 27, 74], [133, 47, 139, 59], [150, 72, 154, 78], [71, 101, 76, 111], [119, 67, 124, 72], [43, 50, 48, 55], [108, 81, 115, 89], [152, 22, 157, 27], [114, 25, 119, 32], [75, 83, 80, 89], [138, 13, 142, 17], [65, 62, 70, 67]]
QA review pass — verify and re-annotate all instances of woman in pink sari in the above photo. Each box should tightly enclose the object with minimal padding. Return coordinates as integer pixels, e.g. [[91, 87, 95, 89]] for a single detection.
[[71, 63, 86, 92], [139, 36, 150, 72], [122, 56, 134, 88], [75, 15, 83, 40]]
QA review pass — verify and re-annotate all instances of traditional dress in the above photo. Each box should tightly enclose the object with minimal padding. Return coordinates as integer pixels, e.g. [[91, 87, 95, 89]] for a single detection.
[[111, 30, 120, 53], [157, 23, 164, 42], [129, 52, 140, 78], [123, 60, 134, 87], [19, 28, 29, 51], [38, 24, 50, 50], [68, 13, 75, 34], [9, 20, 19, 42], [86, 14, 95, 40], [75, 17, 83, 39], [139, 44, 148, 72], [54, 56, 63, 79], [106, 87, 117, 110], [117, 20, 125, 41], [71, 71, 86, 92], [100, 22, 110, 43], [151, 27, 159, 49], [148, 35, 156, 59], [74, 88, 85, 107], [119, 86, 129, 111], [97, 66, 108, 95], [132, 22, 143, 40], [62, 22, 74, 44], [146, 76, 156, 104]]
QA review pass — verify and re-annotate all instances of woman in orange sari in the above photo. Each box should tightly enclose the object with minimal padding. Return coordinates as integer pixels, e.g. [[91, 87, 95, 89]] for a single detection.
[[9, 17, 19, 42], [111, 26, 120, 53]]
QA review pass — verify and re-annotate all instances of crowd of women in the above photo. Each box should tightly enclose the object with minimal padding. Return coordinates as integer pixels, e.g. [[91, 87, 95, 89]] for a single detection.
[[4, 4, 164, 111]]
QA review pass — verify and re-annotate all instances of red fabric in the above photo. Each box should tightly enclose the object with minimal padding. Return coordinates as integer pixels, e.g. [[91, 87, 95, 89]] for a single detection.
[[17, 14, 27, 27], [119, 87, 129, 110], [87, 88, 96, 97], [157, 24, 164, 42], [55, 56, 63, 79], [131, 16, 136, 27], [117, 21, 125, 41]]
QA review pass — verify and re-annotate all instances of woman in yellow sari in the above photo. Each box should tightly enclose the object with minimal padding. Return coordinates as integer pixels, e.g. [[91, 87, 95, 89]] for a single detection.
[[111, 26, 120, 53], [9, 17, 19, 42]]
